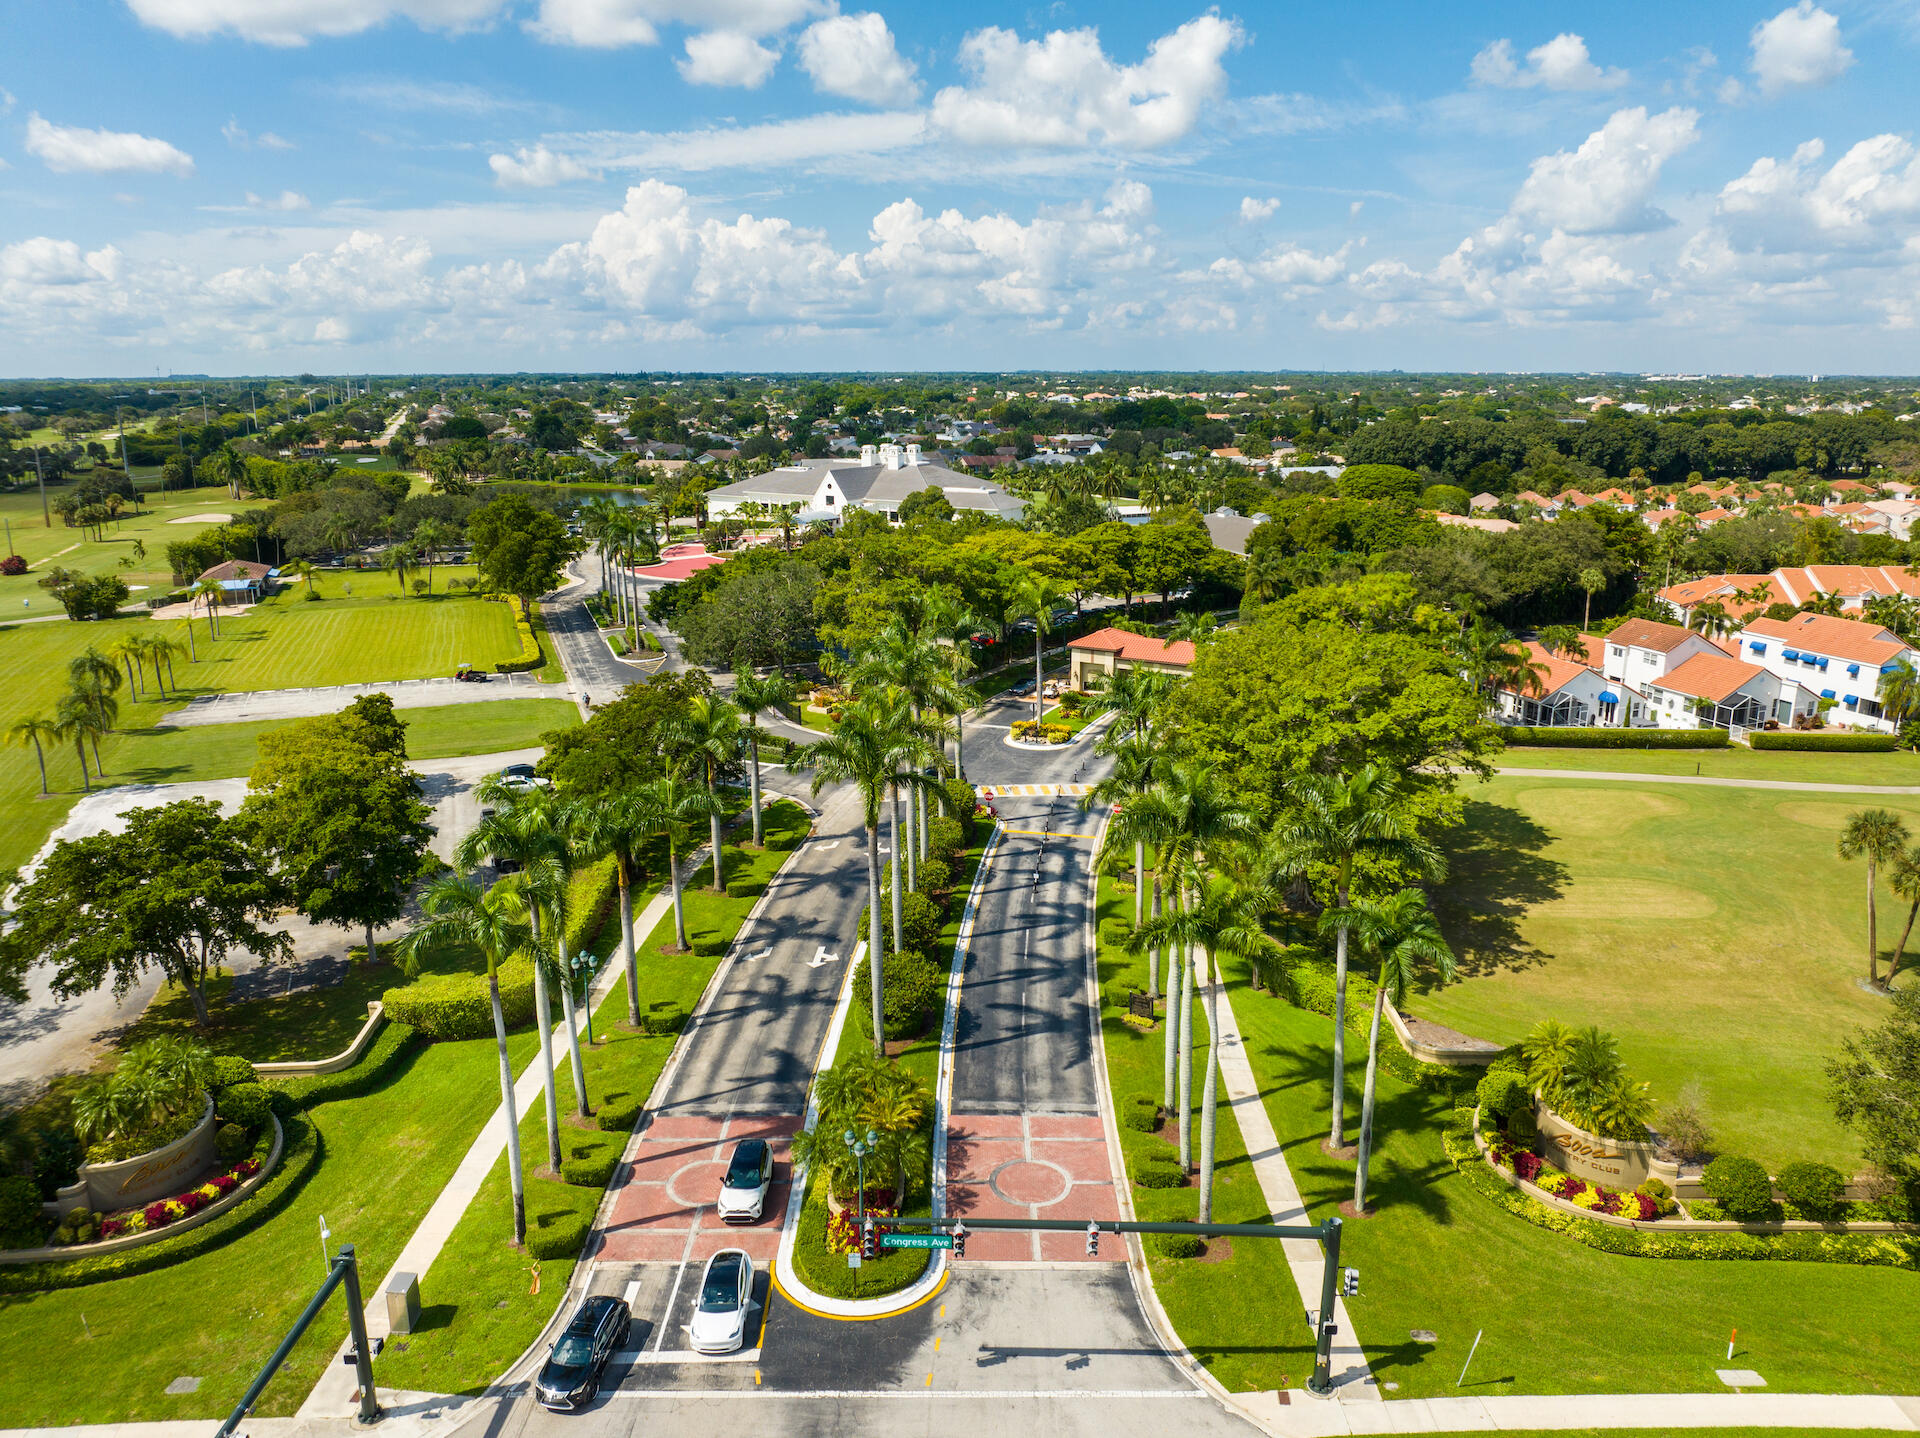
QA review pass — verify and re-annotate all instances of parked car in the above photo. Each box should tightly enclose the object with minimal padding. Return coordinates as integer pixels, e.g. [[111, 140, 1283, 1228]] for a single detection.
[[688, 1249, 755, 1354], [534, 1293, 630, 1411], [716, 1138, 772, 1223], [497, 762, 544, 792]]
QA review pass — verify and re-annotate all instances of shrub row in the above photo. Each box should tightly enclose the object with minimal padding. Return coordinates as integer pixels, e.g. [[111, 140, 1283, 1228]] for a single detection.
[[1749, 731, 1898, 751], [525, 1210, 592, 1260], [1131, 1152, 1186, 1189], [266, 1024, 418, 1110], [851, 950, 946, 1041], [1010, 720, 1072, 744], [1122, 1092, 1161, 1133], [496, 595, 544, 674], [560, 1153, 619, 1188], [1501, 726, 1729, 749], [1445, 1108, 1920, 1270], [597, 1095, 644, 1133], [382, 957, 536, 1040]]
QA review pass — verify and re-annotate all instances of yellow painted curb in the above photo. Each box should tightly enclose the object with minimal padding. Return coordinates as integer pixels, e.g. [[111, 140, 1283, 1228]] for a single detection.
[[769, 1260, 949, 1322]]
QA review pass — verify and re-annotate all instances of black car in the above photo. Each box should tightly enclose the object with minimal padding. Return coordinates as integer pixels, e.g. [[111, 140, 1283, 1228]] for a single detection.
[[534, 1294, 630, 1411]]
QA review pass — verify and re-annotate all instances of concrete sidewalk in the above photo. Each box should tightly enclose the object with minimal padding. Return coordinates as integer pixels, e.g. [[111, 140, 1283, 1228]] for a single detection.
[[295, 881, 676, 1421], [1210, 964, 1376, 1402], [1235, 1389, 1920, 1433]]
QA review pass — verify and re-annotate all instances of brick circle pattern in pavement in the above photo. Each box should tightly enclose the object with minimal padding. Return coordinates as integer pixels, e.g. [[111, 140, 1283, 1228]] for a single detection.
[[666, 1159, 732, 1209], [989, 1157, 1071, 1206]]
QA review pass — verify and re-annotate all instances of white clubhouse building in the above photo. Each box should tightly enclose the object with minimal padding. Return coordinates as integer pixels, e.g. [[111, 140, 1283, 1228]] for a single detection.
[[704, 444, 1026, 527]]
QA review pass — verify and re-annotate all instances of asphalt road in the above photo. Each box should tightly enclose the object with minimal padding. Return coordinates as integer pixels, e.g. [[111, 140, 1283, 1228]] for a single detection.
[[651, 776, 873, 1120], [950, 791, 1107, 1116], [544, 551, 655, 701]]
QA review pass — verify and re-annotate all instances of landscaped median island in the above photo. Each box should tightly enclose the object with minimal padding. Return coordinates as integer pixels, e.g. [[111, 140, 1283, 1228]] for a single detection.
[[370, 799, 810, 1397], [784, 785, 988, 1303]]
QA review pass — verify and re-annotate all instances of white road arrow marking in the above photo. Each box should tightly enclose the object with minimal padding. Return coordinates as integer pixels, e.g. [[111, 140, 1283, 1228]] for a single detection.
[[744, 947, 773, 963], [809, 947, 840, 969]]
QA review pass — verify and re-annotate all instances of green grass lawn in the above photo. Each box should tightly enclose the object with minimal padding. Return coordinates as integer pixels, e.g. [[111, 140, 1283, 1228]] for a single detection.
[[1091, 875, 1319, 1393], [0, 592, 528, 871], [0, 483, 237, 618], [1227, 980, 1920, 1398], [1499, 745, 1920, 785], [0, 1025, 525, 1425], [372, 801, 810, 1397], [1421, 776, 1918, 1167]]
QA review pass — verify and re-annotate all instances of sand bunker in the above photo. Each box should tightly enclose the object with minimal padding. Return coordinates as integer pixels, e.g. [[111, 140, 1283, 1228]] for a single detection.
[[169, 512, 233, 524]]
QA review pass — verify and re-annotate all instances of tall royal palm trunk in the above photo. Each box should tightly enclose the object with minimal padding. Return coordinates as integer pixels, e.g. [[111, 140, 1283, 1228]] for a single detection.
[[748, 730, 765, 847], [1136, 842, 1152, 997], [917, 785, 929, 864], [1157, 875, 1174, 1110], [866, 820, 886, 1053], [1034, 631, 1045, 723], [528, 913, 562, 1172], [1198, 948, 1221, 1223], [667, 833, 689, 950], [708, 777, 726, 894], [616, 850, 640, 1027], [1353, 981, 1387, 1212], [491, 974, 527, 1246], [1177, 934, 1194, 1171], [888, 781, 905, 953], [556, 934, 592, 1118], [1330, 870, 1351, 1150]]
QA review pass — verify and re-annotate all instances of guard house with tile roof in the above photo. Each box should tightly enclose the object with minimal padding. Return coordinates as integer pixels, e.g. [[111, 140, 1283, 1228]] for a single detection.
[[1066, 628, 1196, 693], [1735, 611, 1917, 731]]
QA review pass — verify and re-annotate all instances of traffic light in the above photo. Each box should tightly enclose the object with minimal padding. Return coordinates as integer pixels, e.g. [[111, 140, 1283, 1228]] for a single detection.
[[1341, 1267, 1360, 1298], [861, 1220, 878, 1260], [951, 1223, 967, 1259], [1085, 1222, 1099, 1257]]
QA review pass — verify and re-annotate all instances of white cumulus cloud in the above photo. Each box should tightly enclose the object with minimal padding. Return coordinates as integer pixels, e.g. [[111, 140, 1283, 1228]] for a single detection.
[[1749, 2, 1853, 97], [928, 15, 1242, 150], [1239, 195, 1280, 221], [488, 144, 600, 187], [797, 12, 919, 106], [527, 0, 820, 47], [25, 114, 195, 176], [677, 30, 781, 88], [1469, 33, 1628, 91], [126, 0, 505, 45], [1511, 106, 1699, 235], [247, 189, 312, 210]]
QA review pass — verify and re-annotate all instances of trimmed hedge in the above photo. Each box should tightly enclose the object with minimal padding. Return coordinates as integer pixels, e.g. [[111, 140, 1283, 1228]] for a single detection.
[[1502, 726, 1729, 749], [208, 1056, 257, 1091], [215, 1083, 271, 1129], [1122, 1093, 1161, 1133], [1778, 1161, 1847, 1220], [1147, 1232, 1204, 1258], [851, 950, 944, 1041], [597, 1096, 644, 1133], [1476, 1071, 1529, 1121], [1749, 731, 1898, 751], [1704, 1155, 1774, 1221], [560, 1154, 618, 1188], [525, 1210, 592, 1259], [637, 1004, 687, 1038], [943, 779, 978, 843], [497, 595, 544, 674], [1132, 1154, 1186, 1189], [383, 956, 536, 1040], [267, 1024, 417, 1110], [215, 1122, 253, 1162]]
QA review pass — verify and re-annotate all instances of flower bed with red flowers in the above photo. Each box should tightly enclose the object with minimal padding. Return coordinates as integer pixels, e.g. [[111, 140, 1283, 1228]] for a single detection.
[[825, 1200, 900, 1255], [1486, 1140, 1657, 1220], [98, 1158, 263, 1240]]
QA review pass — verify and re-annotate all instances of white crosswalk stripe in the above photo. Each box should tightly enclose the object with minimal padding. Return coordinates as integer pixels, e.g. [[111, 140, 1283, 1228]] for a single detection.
[[975, 783, 1092, 798]]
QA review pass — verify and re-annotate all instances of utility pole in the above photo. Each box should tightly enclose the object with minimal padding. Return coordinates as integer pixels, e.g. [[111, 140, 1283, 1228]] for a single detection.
[[34, 445, 49, 526]]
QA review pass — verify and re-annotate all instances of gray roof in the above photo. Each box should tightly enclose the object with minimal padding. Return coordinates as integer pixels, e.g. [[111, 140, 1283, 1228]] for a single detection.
[[1202, 511, 1267, 556], [708, 458, 1025, 520]]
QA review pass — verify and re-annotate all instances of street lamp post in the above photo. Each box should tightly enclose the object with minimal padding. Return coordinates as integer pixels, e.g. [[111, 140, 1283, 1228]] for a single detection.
[[570, 949, 599, 1046], [843, 1126, 878, 1219]]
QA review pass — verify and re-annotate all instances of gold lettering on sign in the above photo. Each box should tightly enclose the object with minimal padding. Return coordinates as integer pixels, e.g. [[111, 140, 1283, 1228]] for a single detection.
[[118, 1146, 198, 1196], [1553, 1134, 1622, 1161]]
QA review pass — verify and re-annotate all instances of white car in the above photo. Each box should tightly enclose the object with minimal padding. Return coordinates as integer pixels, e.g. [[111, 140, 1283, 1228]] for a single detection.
[[687, 1249, 754, 1354], [715, 1139, 772, 1224]]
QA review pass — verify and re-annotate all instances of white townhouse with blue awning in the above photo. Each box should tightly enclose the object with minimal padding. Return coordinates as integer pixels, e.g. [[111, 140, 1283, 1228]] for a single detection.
[[1734, 612, 1917, 732]]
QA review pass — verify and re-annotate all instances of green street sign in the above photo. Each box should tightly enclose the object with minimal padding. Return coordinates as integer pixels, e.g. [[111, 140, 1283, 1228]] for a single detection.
[[880, 1233, 953, 1250]]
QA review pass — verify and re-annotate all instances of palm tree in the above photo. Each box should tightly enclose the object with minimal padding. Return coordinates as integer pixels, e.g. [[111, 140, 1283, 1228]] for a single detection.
[[1577, 566, 1606, 629], [628, 773, 722, 954], [843, 620, 961, 882], [70, 645, 122, 703], [1838, 808, 1911, 986], [1879, 658, 1920, 727], [1165, 608, 1215, 646], [1884, 844, 1920, 988], [1145, 762, 1257, 1170], [212, 444, 248, 501], [413, 520, 455, 594], [1133, 876, 1278, 1221], [193, 579, 224, 638], [7, 716, 60, 796], [1276, 764, 1444, 1151], [732, 668, 798, 848], [1006, 570, 1070, 724], [918, 591, 995, 781], [574, 788, 667, 1027], [397, 874, 535, 1245], [1688, 601, 1735, 642], [149, 634, 184, 691], [671, 694, 745, 893], [107, 637, 145, 699], [1450, 619, 1545, 710], [281, 558, 318, 596], [1332, 888, 1456, 1213], [54, 698, 98, 792], [1537, 624, 1588, 662], [1086, 665, 1171, 744], [507, 854, 593, 1120], [1087, 731, 1165, 990], [385, 542, 419, 594], [455, 786, 574, 1173], [806, 699, 908, 1053]]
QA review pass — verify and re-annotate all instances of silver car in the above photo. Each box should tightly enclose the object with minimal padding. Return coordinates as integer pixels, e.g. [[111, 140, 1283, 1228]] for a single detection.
[[687, 1249, 754, 1354], [715, 1138, 772, 1224]]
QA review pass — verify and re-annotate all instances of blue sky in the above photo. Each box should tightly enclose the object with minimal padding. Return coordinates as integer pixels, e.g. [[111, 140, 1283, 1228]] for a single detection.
[[2, 0, 1917, 375]]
